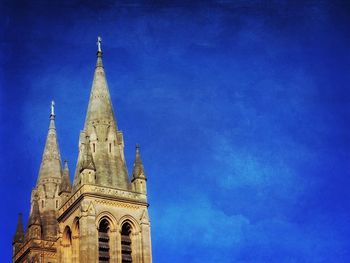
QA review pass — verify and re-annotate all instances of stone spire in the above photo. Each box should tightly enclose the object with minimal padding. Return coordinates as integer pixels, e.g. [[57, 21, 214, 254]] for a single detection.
[[131, 145, 147, 194], [28, 199, 41, 227], [60, 160, 72, 193], [74, 37, 130, 189], [37, 101, 62, 185], [79, 134, 96, 172], [13, 213, 25, 243], [132, 145, 146, 180], [84, 37, 117, 130], [32, 102, 61, 240], [27, 199, 42, 240]]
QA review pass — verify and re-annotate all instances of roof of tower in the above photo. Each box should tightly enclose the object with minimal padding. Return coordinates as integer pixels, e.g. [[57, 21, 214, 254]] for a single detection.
[[74, 37, 130, 190], [60, 160, 72, 193], [84, 37, 118, 134], [36, 101, 62, 185], [13, 213, 25, 243], [28, 199, 42, 227], [132, 144, 146, 180]]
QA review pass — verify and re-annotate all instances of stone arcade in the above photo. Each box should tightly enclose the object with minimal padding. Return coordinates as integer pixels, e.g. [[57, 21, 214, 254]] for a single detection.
[[12, 38, 152, 263]]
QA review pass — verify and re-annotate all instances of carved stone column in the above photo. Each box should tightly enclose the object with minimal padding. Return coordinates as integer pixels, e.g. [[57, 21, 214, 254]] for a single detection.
[[131, 231, 142, 263], [116, 228, 122, 263], [104, 228, 114, 263], [79, 201, 98, 263], [72, 235, 79, 263], [57, 231, 63, 263], [140, 224, 152, 263]]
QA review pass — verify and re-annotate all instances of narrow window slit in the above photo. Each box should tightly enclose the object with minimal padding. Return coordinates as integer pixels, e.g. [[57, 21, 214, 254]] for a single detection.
[[121, 223, 132, 263], [98, 219, 110, 263]]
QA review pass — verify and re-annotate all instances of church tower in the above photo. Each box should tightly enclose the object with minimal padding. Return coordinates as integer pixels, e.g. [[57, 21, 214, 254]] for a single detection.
[[12, 38, 152, 263]]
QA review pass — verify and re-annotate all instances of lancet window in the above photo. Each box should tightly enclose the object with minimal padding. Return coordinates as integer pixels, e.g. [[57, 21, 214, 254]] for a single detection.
[[121, 222, 132, 263], [98, 219, 110, 263]]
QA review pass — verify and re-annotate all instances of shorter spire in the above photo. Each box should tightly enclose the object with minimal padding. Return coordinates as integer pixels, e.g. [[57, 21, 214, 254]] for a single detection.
[[132, 144, 146, 180], [37, 101, 62, 184], [28, 199, 41, 227], [13, 213, 24, 243], [60, 160, 72, 193]]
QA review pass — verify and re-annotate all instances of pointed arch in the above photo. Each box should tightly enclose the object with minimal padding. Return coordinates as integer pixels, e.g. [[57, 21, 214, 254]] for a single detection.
[[62, 226, 72, 263], [118, 215, 141, 263], [72, 217, 80, 263], [118, 215, 140, 234]]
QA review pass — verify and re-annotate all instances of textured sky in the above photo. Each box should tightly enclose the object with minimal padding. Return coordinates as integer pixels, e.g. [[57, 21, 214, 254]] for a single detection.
[[1, 1, 350, 262]]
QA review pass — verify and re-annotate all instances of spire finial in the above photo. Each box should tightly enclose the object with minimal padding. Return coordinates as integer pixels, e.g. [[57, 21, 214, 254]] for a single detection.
[[97, 36, 102, 53], [51, 100, 55, 117], [135, 144, 142, 164]]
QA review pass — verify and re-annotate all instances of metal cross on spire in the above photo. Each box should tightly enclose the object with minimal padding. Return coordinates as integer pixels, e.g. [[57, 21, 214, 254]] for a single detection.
[[51, 100, 55, 116], [97, 36, 102, 52]]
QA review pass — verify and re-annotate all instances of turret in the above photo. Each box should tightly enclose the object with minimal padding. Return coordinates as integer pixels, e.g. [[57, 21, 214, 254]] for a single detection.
[[27, 199, 42, 240], [131, 145, 147, 194], [13, 213, 25, 255], [78, 132, 96, 185], [59, 160, 72, 202], [13, 213, 25, 244]]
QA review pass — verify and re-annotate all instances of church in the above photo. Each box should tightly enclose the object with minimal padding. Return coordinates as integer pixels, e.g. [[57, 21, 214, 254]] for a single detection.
[[12, 38, 153, 263]]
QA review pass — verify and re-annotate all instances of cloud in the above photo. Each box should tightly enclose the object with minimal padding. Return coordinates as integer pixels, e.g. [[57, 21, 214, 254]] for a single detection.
[[154, 195, 249, 247], [211, 135, 308, 201], [152, 193, 348, 262], [151, 195, 249, 262]]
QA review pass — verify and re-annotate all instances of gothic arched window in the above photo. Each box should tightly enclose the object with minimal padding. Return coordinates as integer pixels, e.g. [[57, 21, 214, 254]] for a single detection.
[[121, 222, 132, 263], [98, 219, 110, 263]]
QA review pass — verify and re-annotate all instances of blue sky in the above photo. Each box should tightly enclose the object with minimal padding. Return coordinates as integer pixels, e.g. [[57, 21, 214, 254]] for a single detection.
[[1, 1, 350, 262]]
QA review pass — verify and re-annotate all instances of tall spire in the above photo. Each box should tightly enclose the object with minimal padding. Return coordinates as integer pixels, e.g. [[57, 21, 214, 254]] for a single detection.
[[37, 101, 62, 184], [13, 213, 24, 243], [74, 37, 130, 190], [132, 144, 146, 180], [84, 36, 117, 130]]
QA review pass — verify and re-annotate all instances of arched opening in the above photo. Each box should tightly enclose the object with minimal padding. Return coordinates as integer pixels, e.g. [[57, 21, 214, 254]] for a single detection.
[[121, 222, 132, 263], [62, 226, 72, 263], [98, 218, 110, 262], [72, 219, 80, 263]]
